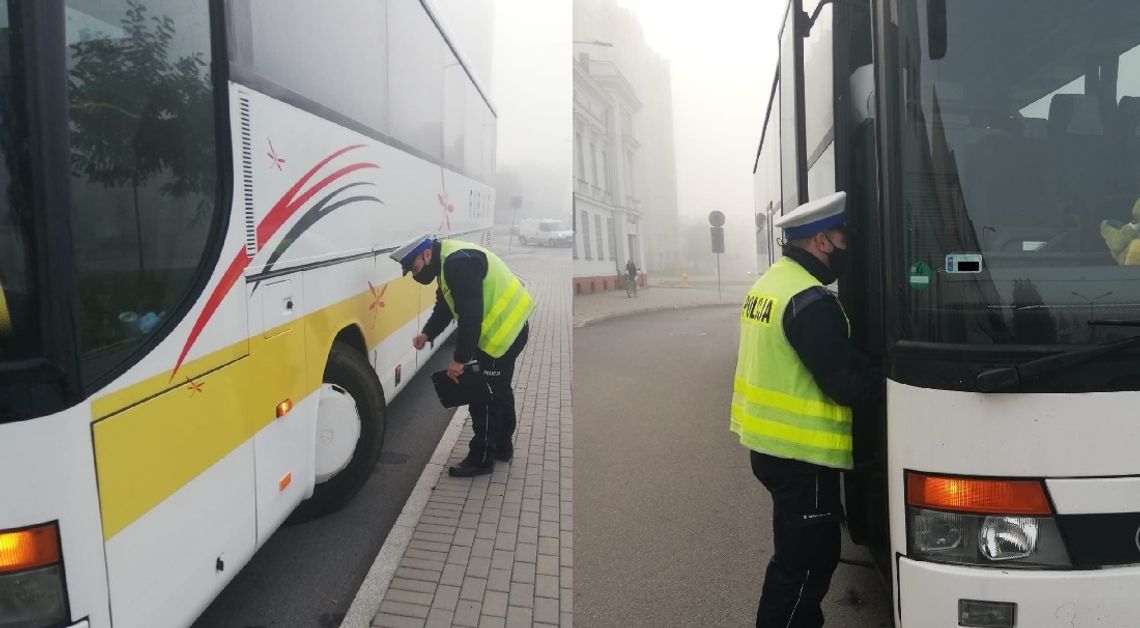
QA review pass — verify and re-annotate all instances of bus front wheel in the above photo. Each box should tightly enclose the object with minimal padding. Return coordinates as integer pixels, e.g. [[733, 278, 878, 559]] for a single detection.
[[292, 341, 386, 521]]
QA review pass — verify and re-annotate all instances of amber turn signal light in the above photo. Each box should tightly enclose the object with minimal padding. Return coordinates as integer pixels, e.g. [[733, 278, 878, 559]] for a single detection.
[[907, 472, 1052, 516], [0, 523, 61, 574]]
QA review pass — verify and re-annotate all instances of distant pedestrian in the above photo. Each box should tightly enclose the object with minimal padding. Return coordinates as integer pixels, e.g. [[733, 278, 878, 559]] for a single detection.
[[729, 192, 883, 627], [391, 234, 534, 477]]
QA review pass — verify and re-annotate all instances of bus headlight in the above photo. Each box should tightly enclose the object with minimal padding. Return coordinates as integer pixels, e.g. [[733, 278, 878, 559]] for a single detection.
[[0, 565, 68, 627], [980, 516, 1037, 561], [906, 472, 1071, 568], [0, 523, 67, 628]]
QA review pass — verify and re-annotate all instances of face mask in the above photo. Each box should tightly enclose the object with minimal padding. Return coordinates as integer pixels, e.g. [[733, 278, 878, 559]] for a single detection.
[[412, 266, 436, 285], [825, 235, 851, 277]]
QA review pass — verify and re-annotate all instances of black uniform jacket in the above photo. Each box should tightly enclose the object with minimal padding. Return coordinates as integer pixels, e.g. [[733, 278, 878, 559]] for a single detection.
[[780, 246, 883, 408], [422, 241, 486, 364]]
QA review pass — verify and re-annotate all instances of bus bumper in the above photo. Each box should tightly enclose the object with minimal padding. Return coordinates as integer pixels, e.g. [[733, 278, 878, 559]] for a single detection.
[[898, 556, 1140, 627]]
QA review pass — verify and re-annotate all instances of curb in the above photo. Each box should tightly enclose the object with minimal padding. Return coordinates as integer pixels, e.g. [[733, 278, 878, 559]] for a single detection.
[[573, 300, 739, 328], [339, 406, 470, 628]]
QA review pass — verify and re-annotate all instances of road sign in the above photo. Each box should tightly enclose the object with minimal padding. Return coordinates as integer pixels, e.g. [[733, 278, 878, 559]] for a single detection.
[[710, 226, 725, 254], [708, 210, 725, 227]]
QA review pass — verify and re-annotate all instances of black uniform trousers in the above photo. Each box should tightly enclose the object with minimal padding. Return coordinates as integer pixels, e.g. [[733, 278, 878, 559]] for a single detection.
[[751, 451, 842, 628], [466, 322, 529, 467]]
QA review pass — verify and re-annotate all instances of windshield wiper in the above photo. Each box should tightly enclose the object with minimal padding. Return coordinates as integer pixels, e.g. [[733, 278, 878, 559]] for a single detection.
[[975, 334, 1140, 392]]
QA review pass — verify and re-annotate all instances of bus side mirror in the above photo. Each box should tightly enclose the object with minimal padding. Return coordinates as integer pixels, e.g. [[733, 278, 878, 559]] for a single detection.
[[928, 0, 947, 60]]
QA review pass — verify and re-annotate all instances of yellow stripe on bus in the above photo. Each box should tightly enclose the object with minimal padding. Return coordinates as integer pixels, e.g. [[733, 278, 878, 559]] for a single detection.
[[93, 277, 427, 541]]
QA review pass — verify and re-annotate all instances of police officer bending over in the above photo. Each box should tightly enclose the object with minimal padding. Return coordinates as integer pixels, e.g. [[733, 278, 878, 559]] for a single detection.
[[730, 192, 883, 627], [392, 234, 534, 477]]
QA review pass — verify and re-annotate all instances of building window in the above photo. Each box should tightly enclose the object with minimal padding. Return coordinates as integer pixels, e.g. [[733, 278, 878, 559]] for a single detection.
[[590, 142, 598, 185], [581, 210, 592, 259], [594, 215, 604, 263], [575, 132, 584, 179], [606, 217, 616, 261], [572, 209, 578, 259], [600, 151, 609, 192]]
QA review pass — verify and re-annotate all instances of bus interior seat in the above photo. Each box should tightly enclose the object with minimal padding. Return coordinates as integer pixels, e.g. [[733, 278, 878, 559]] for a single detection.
[[959, 115, 1061, 251], [1116, 95, 1140, 198], [1048, 94, 1120, 209]]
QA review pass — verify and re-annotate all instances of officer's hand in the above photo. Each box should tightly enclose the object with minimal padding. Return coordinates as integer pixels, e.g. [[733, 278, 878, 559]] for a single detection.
[[413, 333, 429, 350], [446, 360, 464, 383]]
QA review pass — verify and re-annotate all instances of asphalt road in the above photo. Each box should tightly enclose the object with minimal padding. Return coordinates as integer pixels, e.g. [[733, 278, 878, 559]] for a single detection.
[[574, 307, 892, 628]]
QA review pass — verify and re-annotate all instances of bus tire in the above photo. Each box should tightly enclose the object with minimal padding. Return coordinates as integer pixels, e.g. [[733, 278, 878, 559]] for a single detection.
[[291, 341, 385, 521]]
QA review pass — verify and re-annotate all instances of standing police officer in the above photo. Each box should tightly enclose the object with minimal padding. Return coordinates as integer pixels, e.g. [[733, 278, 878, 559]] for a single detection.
[[392, 234, 534, 477], [730, 192, 883, 627]]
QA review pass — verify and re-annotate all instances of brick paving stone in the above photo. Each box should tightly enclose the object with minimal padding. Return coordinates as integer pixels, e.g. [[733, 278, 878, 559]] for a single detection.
[[459, 577, 487, 602], [482, 590, 509, 617], [370, 254, 571, 628], [536, 555, 558, 576], [534, 597, 560, 625], [453, 600, 481, 627], [425, 610, 454, 628], [508, 582, 535, 609], [505, 606, 534, 628], [487, 568, 511, 593], [511, 561, 536, 585], [432, 585, 460, 612], [389, 578, 437, 595], [386, 589, 435, 607], [379, 601, 431, 619], [535, 574, 559, 600], [440, 564, 466, 587], [372, 613, 426, 628], [466, 556, 491, 579]]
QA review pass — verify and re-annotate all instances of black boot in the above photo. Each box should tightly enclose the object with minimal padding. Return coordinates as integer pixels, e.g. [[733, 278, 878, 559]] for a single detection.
[[495, 442, 514, 462], [449, 460, 494, 477]]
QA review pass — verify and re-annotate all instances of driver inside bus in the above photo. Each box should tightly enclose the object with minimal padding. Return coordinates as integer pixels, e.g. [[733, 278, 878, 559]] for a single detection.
[[730, 191, 884, 628]]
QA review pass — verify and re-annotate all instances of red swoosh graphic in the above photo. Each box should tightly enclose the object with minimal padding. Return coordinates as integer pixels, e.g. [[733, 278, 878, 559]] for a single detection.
[[170, 145, 379, 380]]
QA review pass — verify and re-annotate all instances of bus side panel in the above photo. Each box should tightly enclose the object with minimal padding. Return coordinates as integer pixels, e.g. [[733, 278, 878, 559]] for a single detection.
[[0, 405, 110, 628], [94, 357, 260, 628], [250, 276, 312, 542]]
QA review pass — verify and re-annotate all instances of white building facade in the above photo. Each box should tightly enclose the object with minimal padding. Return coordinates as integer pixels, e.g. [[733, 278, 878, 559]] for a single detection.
[[572, 0, 680, 294]]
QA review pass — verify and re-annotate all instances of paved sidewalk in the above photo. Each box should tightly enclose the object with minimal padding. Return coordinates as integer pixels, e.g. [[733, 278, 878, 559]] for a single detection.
[[573, 279, 747, 328], [344, 251, 572, 628]]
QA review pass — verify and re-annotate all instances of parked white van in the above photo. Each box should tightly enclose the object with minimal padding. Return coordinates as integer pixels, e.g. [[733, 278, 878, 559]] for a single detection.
[[517, 218, 573, 247]]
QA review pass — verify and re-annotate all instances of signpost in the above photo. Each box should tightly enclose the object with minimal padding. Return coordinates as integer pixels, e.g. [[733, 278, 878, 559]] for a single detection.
[[709, 211, 725, 302]]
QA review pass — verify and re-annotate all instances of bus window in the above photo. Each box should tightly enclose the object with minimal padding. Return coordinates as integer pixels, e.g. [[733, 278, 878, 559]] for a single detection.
[[232, 0, 389, 135], [0, 2, 38, 361], [895, 0, 1140, 346], [778, 5, 802, 212], [65, 0, 219, 375]]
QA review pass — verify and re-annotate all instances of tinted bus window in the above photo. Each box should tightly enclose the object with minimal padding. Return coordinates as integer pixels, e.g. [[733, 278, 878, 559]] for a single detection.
[[0, 3, 37, 361], [234, 0, 390, 134], [66, 0, 219, 373], [389, 0, 443, 160], [779, 5, 801, 212]]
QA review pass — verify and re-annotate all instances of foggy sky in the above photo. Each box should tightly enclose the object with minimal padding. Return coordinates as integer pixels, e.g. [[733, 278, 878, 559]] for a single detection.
[[616, 0, 782, 270]]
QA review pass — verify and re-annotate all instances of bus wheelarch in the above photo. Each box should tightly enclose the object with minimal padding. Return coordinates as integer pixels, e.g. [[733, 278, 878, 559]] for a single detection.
[[289, 339, 387, 522]]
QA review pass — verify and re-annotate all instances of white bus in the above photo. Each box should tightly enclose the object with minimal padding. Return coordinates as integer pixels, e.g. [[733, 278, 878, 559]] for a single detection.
[[0, 0, 495, 626], [756, 1, 1140, 626]]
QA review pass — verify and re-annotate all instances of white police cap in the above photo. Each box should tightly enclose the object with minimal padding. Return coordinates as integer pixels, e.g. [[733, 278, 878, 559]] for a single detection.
[[773, 191, 847, 240], [390, 233, 436, 274]]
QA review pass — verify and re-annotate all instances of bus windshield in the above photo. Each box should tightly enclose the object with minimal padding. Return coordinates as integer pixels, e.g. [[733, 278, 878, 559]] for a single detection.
[[0, 3, 38, 362], [896, 0, 1140, 346]]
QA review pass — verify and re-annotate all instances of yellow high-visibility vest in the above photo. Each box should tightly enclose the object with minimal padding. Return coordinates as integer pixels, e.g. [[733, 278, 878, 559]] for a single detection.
[[438, 240, 534, 358], [730, 256, 854, 469]]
